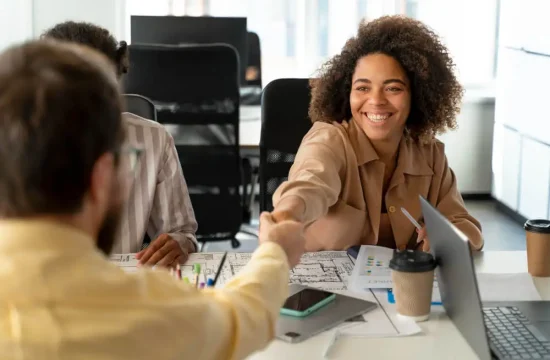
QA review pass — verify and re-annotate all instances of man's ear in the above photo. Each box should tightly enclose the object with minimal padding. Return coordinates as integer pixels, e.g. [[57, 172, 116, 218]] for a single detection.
[[88, 152, 116, 213]]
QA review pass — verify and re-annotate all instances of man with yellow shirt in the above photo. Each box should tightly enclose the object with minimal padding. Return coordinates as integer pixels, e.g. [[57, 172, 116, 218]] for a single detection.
[[0, 40, 305, 359]]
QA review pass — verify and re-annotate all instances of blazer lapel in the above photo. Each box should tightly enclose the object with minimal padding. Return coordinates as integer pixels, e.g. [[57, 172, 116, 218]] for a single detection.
[[387, 138, 434, 249]]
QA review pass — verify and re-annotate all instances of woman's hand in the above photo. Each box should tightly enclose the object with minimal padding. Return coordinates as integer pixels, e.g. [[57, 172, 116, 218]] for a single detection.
[[416, 227, 431, 252], [271, 210, 300, 223]]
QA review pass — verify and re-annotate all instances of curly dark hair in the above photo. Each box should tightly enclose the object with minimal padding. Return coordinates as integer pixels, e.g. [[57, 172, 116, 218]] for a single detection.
[[309, 15, 463, 141], [41, 21, 129, 77]]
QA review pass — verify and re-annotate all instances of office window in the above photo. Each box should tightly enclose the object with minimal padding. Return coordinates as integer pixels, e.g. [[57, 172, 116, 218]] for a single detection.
[[317, 0, 329, 57], [405, 0, 418, 18], [406, 0, 498, 86], [126, 0, 498, 87], [284, 0, 296, 57], [357, 0, 368, 23]]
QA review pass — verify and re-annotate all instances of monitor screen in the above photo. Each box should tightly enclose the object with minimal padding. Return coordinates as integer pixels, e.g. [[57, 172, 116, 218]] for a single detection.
[[131, 15, 247, 84]]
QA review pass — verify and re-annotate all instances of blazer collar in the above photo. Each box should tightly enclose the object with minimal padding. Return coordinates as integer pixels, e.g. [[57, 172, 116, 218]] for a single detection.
[[347, 118, 433, 176]]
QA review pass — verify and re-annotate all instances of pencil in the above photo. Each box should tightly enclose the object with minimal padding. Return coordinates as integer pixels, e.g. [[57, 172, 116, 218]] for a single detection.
[[212, 252, 228, 287], [400, 207, 422, 230]]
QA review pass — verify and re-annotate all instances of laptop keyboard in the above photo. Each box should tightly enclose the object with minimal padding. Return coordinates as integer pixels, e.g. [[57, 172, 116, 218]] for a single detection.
[[483, 307, 550, 359]]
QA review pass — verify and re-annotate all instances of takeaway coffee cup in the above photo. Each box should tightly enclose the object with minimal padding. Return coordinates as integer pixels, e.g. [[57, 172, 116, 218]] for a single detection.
[[524, 219, 550, 277], [389, 249, 436, 322]]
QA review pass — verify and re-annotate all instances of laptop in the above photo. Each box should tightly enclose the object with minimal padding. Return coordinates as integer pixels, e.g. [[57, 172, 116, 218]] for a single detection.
[[420, 196, 550, 360]]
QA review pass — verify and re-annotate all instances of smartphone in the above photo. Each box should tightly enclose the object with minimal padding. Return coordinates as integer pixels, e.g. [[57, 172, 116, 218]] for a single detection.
[[280, 288, 336, 317]]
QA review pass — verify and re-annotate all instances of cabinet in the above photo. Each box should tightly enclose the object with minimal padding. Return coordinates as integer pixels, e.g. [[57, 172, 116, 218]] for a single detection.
[[498, 0, 529, 49], [494, 47, 527, 130], [499, 0, 550, 54], [493, 1, 550, 221], [521, 1, 550, 55], [518, 137, 550, 220], [492, 123, 521, 210]]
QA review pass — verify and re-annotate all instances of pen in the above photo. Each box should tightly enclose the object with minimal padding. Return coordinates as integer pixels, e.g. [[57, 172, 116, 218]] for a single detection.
[[212, 252, 228, 287], [400, 207, 422, 231], [176, 264, 182, 280], [193, 264, 201, 288]]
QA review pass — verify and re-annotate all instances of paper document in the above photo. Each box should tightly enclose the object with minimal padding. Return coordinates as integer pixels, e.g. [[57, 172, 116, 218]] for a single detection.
[[476, 273, 541, 301], [323, 289, 421, 358], [110, 251, 355, 290], [349, 245, 394, 290], [110, 253, 138, 272]]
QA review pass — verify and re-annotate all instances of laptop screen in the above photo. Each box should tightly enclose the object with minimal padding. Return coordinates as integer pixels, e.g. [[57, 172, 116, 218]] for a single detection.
[[420, 196, 493, 360]]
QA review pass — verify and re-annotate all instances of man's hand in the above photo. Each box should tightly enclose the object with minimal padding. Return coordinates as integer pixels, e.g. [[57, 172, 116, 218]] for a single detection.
[[259, 212, 305, 268], [270, 210, 300, 224], [416, 227, 431, 252], [136, 234, 189, 268]]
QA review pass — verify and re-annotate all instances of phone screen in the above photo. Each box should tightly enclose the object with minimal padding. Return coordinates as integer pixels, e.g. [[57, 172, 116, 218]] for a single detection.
[[281, 289, 334, 312]]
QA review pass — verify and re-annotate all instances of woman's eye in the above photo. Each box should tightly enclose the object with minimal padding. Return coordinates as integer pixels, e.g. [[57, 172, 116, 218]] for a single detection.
[[387, 87, 402, 92], [356, 86, 369, 92]]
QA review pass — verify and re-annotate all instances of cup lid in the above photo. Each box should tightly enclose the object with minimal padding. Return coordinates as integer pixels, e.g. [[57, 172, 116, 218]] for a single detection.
[[389, 249, 436, 273], [524, 219, 550, 234]]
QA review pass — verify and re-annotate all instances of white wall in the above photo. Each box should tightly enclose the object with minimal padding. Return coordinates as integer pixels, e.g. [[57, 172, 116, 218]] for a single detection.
[[0, 0, 33, 51], [32, 0, 126, 40], [0, 0, 128, 51], [439, 95, 495, 194]]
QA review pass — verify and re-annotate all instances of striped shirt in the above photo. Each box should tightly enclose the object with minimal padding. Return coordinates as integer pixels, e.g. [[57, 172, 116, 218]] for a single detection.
[[112, 113, 198, 254]]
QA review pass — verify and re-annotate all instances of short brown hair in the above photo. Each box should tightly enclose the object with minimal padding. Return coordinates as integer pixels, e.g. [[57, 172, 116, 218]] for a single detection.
[[0, 40, 124, 217], [309, 15, 463, 141], [42, 21, 129, 77]]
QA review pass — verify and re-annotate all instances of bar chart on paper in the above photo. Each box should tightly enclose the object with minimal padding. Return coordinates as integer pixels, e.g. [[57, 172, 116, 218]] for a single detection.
[[349, 245, 394, 290]]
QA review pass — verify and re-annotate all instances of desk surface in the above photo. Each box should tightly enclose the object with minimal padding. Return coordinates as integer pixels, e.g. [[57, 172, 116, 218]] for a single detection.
[[240, 105, 261, 148], [249, 251, 550, 360]]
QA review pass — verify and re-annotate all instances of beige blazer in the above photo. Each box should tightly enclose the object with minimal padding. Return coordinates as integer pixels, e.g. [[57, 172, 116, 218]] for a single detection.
[[273, 119, 483, 252]]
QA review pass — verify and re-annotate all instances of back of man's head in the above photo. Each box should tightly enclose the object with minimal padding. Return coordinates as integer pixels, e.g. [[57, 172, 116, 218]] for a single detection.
[[0, 40, 124, 217], [42, 21, 129, 77]]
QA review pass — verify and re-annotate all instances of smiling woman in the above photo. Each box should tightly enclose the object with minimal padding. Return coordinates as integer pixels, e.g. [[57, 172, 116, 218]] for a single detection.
[[270, 15, 483, 253]]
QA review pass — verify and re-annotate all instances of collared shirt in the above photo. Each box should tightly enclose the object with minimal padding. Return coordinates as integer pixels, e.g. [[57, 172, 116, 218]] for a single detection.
[[114, 113, 198, 254], [0, 220, 289, 360], [273, 118, 483, 251]]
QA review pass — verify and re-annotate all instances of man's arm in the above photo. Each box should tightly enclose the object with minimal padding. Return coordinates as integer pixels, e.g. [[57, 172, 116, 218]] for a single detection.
[[127, 213, 304, 360], [136, 241, 289, 360], [137, 132, 198, 267]]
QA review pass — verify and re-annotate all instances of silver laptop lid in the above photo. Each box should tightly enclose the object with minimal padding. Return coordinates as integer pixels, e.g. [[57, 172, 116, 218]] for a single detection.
[[419, 196, 492, 360]]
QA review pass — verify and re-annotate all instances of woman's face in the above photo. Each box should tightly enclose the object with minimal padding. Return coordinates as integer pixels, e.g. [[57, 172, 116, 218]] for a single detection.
[[349, 53, 411, 142]]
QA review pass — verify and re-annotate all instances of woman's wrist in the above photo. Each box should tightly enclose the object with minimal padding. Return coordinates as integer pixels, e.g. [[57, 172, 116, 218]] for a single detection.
[[272, 196, 306, 223]]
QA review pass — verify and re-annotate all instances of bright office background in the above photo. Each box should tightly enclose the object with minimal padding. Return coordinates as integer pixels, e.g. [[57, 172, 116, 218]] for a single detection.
[[0, 0, 499, 88], [127, 0, 498, 88]]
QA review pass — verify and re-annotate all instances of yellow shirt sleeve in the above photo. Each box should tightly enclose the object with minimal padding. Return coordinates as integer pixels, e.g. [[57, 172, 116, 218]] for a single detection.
[[129, 242, 290, 360]]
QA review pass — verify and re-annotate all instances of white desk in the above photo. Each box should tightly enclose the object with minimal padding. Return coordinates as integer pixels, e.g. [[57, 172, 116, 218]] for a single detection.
[[249, 251, 550, 360], [240, 105, 261, 148]]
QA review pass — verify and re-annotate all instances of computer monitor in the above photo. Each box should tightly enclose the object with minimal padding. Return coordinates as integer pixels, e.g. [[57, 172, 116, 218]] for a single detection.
[[131, 15, 247, 84]]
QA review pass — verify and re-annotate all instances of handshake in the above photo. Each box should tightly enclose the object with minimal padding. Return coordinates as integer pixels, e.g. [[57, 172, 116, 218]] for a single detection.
[[259, 212, 306, 268]]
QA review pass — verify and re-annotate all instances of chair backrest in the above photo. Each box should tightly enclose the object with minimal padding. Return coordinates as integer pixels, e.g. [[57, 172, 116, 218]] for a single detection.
[[259, 78, 313, 212], [246, 31, 262, 88], [123, 93, 157, 121], [124, 44, 243, 241]]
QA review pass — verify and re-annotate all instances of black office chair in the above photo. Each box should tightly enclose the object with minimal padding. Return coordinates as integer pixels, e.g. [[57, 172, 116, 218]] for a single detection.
[[123, 93, 157, 121], [259, 78, 313, 212], [125, 43, 247, 249]]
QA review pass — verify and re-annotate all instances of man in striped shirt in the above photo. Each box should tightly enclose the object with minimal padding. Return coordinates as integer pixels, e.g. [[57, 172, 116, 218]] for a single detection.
[[43, 22, 198, 268]]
